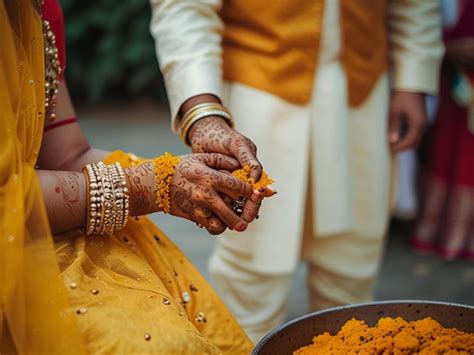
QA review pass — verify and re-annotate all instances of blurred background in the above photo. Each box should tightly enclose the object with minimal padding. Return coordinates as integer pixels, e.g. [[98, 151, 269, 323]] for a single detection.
[[60, 0, 166, 103], [61, 0, 473, 321]]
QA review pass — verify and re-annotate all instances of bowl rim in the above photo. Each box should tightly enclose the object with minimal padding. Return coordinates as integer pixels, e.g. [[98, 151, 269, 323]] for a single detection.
[[252, 299, 474, 354]]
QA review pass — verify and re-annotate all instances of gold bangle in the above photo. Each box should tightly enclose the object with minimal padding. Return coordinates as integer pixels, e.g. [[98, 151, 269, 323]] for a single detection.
[[180, 107, 232, 145], [181, 103, 233, 129], [92, 163, 106, 234], [180, 103, 224, 134], [82, 168, 92, 234], [180, 102, 234, 146], [109, 162, 129, 231], [114, 162, 130, 230], [97, 162, 114, 235], [83, 163, 104, 235], [180, 102, 221, 121], [108, 163, 122, 231], [82, 162, 130, 235]]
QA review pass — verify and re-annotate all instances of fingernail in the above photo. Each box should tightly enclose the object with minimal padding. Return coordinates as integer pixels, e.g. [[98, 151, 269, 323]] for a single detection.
[[389, 132, 398, 143], [250, 191, 263, 203], [267, 185, 277, 195], [234, 222, 247, 232]]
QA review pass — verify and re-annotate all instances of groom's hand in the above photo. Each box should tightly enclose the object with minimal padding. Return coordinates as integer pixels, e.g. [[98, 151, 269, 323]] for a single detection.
[[388, 91, 427, 152], [181, 95, 263, 183], [189, 116, 263, 182], [179, 94, 266, 225]]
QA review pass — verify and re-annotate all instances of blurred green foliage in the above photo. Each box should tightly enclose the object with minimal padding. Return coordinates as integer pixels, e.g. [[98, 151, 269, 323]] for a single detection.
[[59, 0, 166, 103]]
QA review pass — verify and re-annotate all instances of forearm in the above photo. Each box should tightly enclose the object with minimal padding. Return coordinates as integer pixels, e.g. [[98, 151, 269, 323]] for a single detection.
[[124, 162, 158, 217], [60, 147, 110, 171], [37, 170, 88, 235], [179, 94, 221, 120], [150, 0, 224, 131], [38, 162, 159, 235], [387, 0, 444, 94]]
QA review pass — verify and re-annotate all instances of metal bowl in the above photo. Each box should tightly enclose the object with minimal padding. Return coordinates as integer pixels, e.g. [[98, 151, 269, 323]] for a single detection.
[[252, 300, 474, 355]]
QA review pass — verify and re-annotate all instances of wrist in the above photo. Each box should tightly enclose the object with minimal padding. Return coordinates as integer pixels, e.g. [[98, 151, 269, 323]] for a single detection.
[[126, 162, 160, 216], [188, 115, 230, 143], [179, 94, 221, 122], [391, 91, 425, 97], [126, 154, 181, 217]]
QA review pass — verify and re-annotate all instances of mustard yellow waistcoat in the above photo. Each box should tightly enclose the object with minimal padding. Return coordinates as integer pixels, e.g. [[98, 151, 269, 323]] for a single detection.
[[220, 0, 387, 107]]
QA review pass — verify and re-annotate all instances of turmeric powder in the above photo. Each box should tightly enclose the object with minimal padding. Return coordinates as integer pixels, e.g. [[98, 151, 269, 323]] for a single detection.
[[232, 165, 274, 190], [294, 317, 474, 354]]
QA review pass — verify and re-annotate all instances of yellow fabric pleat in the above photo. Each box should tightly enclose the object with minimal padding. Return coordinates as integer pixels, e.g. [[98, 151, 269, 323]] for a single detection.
[[0, 0, 87, 353]]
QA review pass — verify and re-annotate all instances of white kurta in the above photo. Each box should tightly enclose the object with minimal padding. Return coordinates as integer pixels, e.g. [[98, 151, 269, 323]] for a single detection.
[[150, 0, 443, 342], [212, 0, 392, 274]]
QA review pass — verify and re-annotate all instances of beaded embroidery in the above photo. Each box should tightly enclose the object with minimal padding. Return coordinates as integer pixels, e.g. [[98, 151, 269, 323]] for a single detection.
[[42, 19, 61, 121]]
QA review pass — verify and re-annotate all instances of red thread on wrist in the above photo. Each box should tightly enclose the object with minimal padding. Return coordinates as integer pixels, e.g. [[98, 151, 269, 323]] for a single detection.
[[43, 117, 77, 132]]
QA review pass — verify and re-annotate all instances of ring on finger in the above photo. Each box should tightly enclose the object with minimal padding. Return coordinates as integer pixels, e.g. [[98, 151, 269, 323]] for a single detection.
[[232, 199, 245, 214]]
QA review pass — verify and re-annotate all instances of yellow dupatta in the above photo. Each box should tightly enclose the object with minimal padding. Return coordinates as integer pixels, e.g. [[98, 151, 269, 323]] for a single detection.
[[0, 0, 86, 353], [0, 2, 252, 353]]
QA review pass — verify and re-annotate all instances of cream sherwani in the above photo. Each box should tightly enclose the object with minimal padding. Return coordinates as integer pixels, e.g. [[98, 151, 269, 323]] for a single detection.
[[150, 0, 443, 342]]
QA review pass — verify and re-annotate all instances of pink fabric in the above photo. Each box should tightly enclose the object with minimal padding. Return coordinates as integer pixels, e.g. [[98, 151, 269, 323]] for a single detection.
[[411, 1, 474, 261]]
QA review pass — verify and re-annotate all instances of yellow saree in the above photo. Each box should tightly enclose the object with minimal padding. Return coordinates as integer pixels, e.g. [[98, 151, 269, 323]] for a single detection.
[[0, 1, 252, 353]]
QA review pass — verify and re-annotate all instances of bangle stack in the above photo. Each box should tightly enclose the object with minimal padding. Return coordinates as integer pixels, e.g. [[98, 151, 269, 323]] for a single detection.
[[82, 162, 130, 236], [180, 102, 235, 146]]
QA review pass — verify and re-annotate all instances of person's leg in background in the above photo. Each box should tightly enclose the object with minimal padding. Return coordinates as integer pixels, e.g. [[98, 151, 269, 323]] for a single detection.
[[209, 83, 312, 343], [393, 95, 439, 222], [305, 75, 392, 311], [394, 150, 418, 220]]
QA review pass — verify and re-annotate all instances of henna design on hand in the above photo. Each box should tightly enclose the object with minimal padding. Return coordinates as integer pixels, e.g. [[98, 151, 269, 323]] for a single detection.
[[123, 153, 259, 235], [167, 153, 253, 234], [54, 172, 82, 213], [188, 116, 263, 183], [38, 170, 87, 234], [173, 186, 195, 215], [125, 162, 155, 216]]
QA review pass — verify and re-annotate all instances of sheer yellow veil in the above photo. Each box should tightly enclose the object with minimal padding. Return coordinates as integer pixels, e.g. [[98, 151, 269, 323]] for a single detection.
[[0, 0, 86, 353]]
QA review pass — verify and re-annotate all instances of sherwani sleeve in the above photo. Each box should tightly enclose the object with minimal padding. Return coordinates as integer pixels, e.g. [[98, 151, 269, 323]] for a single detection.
[[149, 0, 224, 132], [387, 0, 444, 95]]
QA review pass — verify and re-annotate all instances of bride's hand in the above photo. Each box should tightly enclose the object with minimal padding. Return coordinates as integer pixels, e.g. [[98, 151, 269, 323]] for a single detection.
[[169, 153, 256, 235]]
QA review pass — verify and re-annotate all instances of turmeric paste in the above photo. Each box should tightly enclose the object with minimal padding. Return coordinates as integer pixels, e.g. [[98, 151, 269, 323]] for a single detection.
[[294, 317, 474, 354], [232, 165, 274, 190]]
